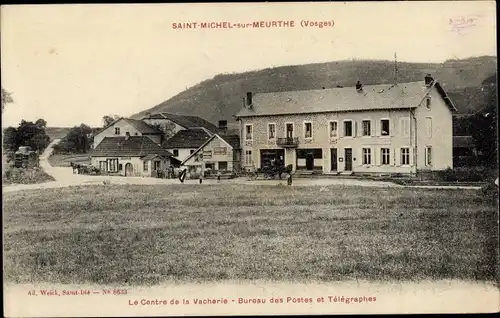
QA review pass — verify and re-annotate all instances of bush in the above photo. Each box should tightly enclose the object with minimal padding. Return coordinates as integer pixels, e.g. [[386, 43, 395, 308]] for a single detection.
[[2, 167, 55, 185], [438, 167, 488, 182], [480, 180, 499, 204]]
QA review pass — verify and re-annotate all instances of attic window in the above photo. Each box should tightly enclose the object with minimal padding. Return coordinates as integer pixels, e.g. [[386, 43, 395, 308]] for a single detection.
[[426, 96, 432, 109], [115, 127, 120, 135]]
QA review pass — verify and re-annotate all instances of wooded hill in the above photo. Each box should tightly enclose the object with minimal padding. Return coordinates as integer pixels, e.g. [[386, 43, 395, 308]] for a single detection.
[[131, 56, 497, 129]]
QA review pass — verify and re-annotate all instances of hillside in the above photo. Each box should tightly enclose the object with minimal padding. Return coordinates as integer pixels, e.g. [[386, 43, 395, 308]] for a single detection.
[[131, 56, 497, 126]]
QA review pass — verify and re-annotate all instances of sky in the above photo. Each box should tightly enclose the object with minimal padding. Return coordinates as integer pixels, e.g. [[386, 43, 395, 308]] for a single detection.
[[1, 1, 497, 127]]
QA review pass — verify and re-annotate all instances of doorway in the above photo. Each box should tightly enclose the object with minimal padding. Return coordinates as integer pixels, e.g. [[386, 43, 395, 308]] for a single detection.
[[124, 163, 133, 176], [344, 148, 352, 171], [305, 153, 314, 170], [330, 148, 338, 171]]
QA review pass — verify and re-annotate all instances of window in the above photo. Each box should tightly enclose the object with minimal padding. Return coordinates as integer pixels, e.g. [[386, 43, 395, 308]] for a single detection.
[[268, 123, 276, 139], [304, 122, 313, 139], [135, 132, 139, 136], [329, 121, 338, 138], [118, 164, 123, 170], [173, 149, 179, 157], [344, 121, 353, 137], [426, 146, 432, 166], [362, 120, 371, 136], [362, 148, 371, 165], [245, 125, 253, 140], [400, 118, 410, 137], [285, 123, 294, 138], [426, 96, 431, 109], [381, 148, 390, 165], [107, 159, 118, 172], [401, 148, 410, 165], [245, 150, 253, 165], [99, 161, 107, 172], [153, 161, 161, 171], [425, 117, 432, 138], [143, 161, 148, 172], [381, 119, 390, 136], [218, 161, 228, 171], [114, 127, 120, 135], [213, 147, 227, 155], [190, 149, 195, 154]]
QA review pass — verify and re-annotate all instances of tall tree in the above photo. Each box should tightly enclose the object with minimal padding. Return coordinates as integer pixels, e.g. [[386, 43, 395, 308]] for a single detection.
[[470, 74, 497, 166]]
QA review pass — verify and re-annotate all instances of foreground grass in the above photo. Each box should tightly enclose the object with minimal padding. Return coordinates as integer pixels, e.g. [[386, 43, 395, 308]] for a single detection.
[[3, 184, 499, 286], [48, 153, 90, 167]]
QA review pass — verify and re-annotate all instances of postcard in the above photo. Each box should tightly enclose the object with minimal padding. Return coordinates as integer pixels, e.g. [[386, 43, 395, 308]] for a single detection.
[[2, 1, 498, 317]]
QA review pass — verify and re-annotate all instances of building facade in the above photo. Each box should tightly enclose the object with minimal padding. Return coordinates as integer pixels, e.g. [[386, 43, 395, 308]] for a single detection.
[[90, 135, 180, 177], [235, 77, 456, 175], [182, 133, 241, 173]]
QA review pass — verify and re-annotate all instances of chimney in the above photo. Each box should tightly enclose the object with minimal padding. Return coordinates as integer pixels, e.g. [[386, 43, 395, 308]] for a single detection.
[[125, 132, 130, 141], [424, 74, 434, 86], [355, 81, 363, 92], [218, 120, 228, 133], [246, 92, 253, 106]]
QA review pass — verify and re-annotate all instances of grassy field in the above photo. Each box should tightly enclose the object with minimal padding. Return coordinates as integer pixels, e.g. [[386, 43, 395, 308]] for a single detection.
[[48, 153, 90, 167], [3, 184, 498, 286]]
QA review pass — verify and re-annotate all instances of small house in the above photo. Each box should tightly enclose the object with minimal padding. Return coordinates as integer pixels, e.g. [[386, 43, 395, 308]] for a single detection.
[[90, 134, 180, 177], [181, 133, 241, 174]]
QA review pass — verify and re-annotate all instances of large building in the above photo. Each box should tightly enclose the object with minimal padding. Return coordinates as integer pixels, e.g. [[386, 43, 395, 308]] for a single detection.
[[234, 75, 457, 176]]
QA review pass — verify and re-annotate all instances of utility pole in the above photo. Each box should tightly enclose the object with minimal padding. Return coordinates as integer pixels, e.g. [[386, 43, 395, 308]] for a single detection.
[[393, 52, 398, 85]]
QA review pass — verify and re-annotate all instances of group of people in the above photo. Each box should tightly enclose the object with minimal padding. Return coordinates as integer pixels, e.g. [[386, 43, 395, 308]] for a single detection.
[[154, 165, 177, 179]]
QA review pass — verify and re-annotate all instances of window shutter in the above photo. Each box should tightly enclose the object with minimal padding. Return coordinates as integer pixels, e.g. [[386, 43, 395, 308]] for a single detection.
[[353, 121, 357, 137], [374, 120, 379, 137], [409, 147, 414, 166], [375, 147, 380, 166], [394, 148, 400, 166], [390, 120, 396, 137], [358, 148, 363, 166], [370, 120, 375, 136], [340, 122, 344, 137]]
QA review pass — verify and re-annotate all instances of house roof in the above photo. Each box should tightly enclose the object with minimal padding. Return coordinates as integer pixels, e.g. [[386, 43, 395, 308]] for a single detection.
[[141, 154, 170, 161], [93, 117, 163, 137], [220, 134, 240, 150], [143, 113, 219, 132], [235, 81, 456, 118], [181, 133, 239, 165], [91, 136, 175, 157], [453, 136, 475, 148], [162, 128, 213, 149]]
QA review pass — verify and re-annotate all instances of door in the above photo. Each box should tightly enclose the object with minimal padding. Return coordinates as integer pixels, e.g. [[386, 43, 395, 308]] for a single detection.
[[286, 123, 294, 138], [330, 148, 338, 171], [344, 148, 352, 171], [125, 163, 133, 176], [305, 153, 314, 170]]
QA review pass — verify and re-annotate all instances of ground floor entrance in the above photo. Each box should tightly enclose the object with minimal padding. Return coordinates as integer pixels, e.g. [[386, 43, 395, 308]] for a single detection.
[[330, 148, 338, 171], [260, 149, 285, 168], [296, 148, 323, 171]]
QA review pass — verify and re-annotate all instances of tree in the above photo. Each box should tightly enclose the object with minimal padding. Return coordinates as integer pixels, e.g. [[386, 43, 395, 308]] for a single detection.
[[35, 118, 47, 128], [152, 121, 177, 141], [55, 124, 93, 154], [470, 74, 497, 167], [2, 88, 14, 112], [3, 119, 51, 153], [102, 115, 120, 127]]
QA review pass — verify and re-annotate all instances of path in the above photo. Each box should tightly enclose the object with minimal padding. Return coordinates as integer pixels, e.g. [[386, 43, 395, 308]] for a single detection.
[[3, 139, 483, 193]]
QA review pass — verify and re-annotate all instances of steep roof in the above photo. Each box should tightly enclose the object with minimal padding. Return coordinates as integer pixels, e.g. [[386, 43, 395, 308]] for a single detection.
[[162, 128, 213, 149], [93, 117, 163, 137], [453, 136, 476, 148], [143, 113, 219, 132], [220, 134, 240, 150], [181, 133, 239, 165], [235, 81, 456, 118], [91, 136, 174, 157]]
